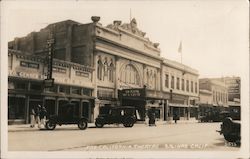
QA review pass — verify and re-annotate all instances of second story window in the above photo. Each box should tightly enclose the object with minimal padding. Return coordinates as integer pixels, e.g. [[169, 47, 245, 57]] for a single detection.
[[191, 81, 194, 92], [186, 80, 189, 92], [182, 79, 185, 91], [176, 77, 180, 90], [195, 82, 198, 93], [171, 76, 175, 89], [97, 57, 103, 80], [165, 74, 169, 88]]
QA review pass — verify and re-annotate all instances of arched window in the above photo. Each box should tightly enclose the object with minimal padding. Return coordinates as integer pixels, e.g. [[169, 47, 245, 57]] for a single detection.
[[121, 64, 140, 86], [108, 60, 114, 82], [97, 56, 103, 80]]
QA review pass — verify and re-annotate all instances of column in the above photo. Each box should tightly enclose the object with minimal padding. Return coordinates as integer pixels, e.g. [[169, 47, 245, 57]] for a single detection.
[[187, 99, 190, 120], [55, 98, 59, 115], [114, 56, 120, 98], [25, 95, 30, 124], [93, 99, 101, 120]]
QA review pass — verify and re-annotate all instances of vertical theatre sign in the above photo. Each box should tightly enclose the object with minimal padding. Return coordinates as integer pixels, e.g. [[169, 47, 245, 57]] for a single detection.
[[44, 30, 55, 88]]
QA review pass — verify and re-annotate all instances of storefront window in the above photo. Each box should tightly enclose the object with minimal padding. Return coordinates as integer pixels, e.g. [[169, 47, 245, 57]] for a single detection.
[[59, 85, 70, 94], [30, 82, 42, 91], [82, 88, 92, 96], [8, 97, 25, 119], [15, 81, 27, 90], [72, 87, 81, 95]]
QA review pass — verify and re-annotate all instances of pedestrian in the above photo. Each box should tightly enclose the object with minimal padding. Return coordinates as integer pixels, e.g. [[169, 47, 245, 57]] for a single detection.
[[173, 113, 178, 124], [30, 108, 36, 128], [40, 106, 47, 128], [148, 108, 156, 126], [35, 104, 41, 128]]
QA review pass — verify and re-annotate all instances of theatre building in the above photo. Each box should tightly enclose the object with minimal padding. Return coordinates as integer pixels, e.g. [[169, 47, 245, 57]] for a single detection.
[[162, 58, 199, 121], [8, 16, 200, 124], [94, 18, 163, 121]]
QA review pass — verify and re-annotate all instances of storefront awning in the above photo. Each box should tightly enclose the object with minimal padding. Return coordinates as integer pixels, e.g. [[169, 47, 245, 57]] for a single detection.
[[169, 103, 189, 108]]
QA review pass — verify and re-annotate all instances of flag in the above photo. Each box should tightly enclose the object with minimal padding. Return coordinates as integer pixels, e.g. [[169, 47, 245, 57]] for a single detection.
[[178, 41, 182, 53]]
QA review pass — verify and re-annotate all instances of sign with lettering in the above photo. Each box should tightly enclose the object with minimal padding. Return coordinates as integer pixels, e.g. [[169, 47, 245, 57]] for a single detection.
[[8, 70, 46, 79], [44, 78, 54, 88], [119, 88, 146, 99], [20, 61, 39, 69]]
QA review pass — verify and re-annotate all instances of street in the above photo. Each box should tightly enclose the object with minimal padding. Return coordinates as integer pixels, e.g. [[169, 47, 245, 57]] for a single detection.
[[8, 122, 239, 151]]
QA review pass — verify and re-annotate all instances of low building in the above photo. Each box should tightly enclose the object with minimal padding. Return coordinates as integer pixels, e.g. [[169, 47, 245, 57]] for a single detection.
[[214, 76, 241, 119], [199, 78, 228, 115], [162, 59, 199, 121], [8, 50, 95, 124]]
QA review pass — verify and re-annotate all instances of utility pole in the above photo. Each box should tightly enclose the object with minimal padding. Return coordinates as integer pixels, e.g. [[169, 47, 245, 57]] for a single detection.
[[44, 27, 55, 88]]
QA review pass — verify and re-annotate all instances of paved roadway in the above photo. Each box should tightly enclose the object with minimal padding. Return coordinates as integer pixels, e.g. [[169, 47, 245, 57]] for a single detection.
[[8, 122, 239, 151]]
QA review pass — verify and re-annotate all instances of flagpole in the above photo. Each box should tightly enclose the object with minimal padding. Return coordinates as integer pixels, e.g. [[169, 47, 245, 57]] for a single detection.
[[130, 8, 132, 22]]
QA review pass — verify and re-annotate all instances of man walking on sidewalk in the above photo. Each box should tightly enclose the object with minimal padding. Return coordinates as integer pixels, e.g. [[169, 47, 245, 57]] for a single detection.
[[35, 104, 41, 128]]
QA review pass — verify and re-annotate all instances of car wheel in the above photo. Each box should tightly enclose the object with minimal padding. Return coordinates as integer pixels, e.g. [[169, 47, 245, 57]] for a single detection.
[[128, 122, 134, 127], [224, 134, 239, 143], [78, 119, 88, 130], [45, 120, 56, 130], [123, 123, 130, 127], [95, 120, 104, 128], [123, 117, 134, 128]]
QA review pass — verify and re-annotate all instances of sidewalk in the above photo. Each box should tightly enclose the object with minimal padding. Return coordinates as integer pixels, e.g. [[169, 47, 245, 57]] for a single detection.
[[8, 120, 198, 132]]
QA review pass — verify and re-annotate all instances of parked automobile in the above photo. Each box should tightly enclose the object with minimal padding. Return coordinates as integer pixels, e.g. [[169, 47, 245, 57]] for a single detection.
[[45, 103, 88, 130], [217, 117, 241, 143], [95, 106, 136, 128], [199, 111, 230, 122]]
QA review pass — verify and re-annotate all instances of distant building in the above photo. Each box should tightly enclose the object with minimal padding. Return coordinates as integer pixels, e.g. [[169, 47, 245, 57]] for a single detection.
[[8, 17, 199, 124], [213, 77, 241, 119], [199, 78, 228, 115]]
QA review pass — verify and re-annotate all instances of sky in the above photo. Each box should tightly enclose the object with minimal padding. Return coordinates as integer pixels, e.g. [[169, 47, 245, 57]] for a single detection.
[[1, 0, 249, 78]]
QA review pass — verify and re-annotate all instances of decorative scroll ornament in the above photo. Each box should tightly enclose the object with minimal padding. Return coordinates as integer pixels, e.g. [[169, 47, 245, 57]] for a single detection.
[[121, 18, 146, 37]]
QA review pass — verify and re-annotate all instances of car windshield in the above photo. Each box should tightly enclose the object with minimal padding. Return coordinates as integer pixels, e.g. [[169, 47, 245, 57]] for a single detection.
[[99, 107, 112, 115]]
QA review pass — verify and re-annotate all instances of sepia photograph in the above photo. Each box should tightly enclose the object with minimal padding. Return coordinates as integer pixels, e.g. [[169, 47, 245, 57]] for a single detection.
[[0, 0, 249, 158]]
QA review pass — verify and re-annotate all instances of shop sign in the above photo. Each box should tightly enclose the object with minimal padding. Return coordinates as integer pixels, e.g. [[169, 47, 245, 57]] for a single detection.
[[54, 76, 90, 86], [20, 61, 39, 69], [120, 88, 145, 98], [44, 78, 54, 88], [8, 70, 45, 79]]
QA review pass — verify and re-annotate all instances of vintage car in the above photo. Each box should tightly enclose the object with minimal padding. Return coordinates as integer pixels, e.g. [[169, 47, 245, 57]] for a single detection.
[[217, 117, 241, 143], [95, 106, 136, 128], [45, 103, 88, 130], [199, 111, 230, 122]]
